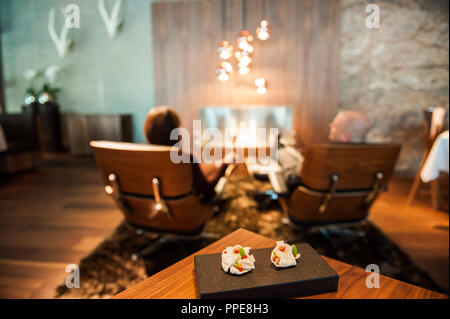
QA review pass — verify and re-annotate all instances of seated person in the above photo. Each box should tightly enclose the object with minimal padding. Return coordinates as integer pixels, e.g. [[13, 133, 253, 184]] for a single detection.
[[144, 106, 229, 198], [270, 110, 372, 193], [328, 110, 372, 144]]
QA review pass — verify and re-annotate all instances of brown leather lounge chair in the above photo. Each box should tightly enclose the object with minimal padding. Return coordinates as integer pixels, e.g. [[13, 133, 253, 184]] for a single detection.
[[0, 112, 39, 174], [90, 141, 217, 260], [279, 143, 401, 234]]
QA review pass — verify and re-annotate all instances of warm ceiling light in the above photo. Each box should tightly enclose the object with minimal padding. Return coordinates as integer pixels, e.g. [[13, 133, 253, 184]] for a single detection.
[[239, 66, 250, 75], [256, 19, 270, 40], [218, 72, 230, 82], [237, 30, 254, 52], [221, 61, 233, 73], [216, 61, 233, 81], [217, 40, 233, 60], [236, 51, 252, 68], [256, 86, 267, 94], [254, 77, 265, 87], [238, 56, 252, 68], [255, 77, 268, 94]]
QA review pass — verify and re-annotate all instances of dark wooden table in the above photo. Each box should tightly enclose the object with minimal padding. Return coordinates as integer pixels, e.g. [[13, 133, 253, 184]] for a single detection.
[[113, 228, 447, 299]]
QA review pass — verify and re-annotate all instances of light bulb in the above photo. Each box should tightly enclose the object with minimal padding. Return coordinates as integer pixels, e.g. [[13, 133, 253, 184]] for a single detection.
[[257, 30, 269, 40], [217, 40, 233, 60], [256, 86, 267, 94], [239, 30, 252, 41], [219, 50, 232, 59], [218, 72, 229, 81], [216, 61, 232, 81], [238, 56, 252, 67], [237, 30, 254, 53], [222, 61, 233, 73], [239, 66, 250, 75], [238, 40, 249, 51], [256, 19, 271, 40], [255, 76, 268, 94], [238, 41, 253, 53], [254, 77, 265, 87], [236, 50, 251, 68]]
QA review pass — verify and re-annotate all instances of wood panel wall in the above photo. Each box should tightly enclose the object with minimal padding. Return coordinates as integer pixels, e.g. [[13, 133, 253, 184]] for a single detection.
[[152, 0, 341, 146]]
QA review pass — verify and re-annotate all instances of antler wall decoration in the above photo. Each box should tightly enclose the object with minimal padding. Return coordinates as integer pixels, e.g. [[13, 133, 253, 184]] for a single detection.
[[48, 8, 71, 58], [98, 0, 123, 38]]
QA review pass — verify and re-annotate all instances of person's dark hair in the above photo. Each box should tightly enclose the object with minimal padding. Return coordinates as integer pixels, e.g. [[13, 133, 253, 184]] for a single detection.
[[143, 106, 180, 146]]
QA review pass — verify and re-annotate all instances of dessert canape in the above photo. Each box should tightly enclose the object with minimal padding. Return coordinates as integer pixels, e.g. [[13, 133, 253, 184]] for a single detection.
[[271, 241, 300, 268], [221, 245, 256, 275]]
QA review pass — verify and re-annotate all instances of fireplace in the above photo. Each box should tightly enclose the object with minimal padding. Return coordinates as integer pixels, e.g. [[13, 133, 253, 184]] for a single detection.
[[198, 106, 293, 148]]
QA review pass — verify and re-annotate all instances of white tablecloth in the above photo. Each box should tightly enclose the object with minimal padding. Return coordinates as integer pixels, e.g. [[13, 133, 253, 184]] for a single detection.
[[420, 130, 449, 183], [0, 124, 7, 152]]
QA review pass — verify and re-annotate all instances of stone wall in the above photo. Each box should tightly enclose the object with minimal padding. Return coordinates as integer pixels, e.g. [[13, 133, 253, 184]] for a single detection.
[[340, 0, 449, 172]]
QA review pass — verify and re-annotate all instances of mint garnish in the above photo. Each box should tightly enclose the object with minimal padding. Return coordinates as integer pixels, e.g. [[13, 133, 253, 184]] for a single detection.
[[292, 244, 298, 256]]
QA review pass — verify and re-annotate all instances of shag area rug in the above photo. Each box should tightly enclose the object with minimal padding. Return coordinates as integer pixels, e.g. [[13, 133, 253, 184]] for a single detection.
[[56, 176, 445, 298]]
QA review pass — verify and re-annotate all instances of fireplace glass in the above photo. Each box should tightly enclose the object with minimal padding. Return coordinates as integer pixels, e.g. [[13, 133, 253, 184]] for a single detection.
[[198, 106, 293, 147]]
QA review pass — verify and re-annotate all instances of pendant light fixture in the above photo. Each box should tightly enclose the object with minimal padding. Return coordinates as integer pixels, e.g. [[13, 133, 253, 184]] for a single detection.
[[216, 0, 233, 81], [253, 0, 270, 94], [217, 40, 233, 60], [255, 77, 268, 94], [236, 30, 254, 53], [239, 66, 250, 75], [236, 0, 253, 76], [256, 19, 270, 40], [216, 61, 233, 81], [216, 0, 271, 89], [256, 0, 270, 40]]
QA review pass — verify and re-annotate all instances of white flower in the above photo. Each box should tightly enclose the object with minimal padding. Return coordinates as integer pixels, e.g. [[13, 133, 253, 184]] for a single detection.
[[45, 65, 61, 85], [24, 69, 39, 82]]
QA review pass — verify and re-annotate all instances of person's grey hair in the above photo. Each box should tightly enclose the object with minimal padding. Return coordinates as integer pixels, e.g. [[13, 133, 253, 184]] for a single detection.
[[341, 110, 372, 143]]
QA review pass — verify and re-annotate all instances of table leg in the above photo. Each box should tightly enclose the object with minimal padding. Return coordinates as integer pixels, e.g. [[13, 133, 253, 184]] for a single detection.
[[430, 178, 442, 211], [406, 151, 429, 205]]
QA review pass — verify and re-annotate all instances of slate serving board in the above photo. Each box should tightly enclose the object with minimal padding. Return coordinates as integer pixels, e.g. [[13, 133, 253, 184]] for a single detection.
[[194, 243, 339, 299]]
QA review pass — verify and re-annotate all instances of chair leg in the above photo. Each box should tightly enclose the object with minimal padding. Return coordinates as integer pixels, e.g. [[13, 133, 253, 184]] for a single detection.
[[320, 228, 331, 240], [131, 236, 167, 261], [406, 171, 422, 205], [431, 178, 441, 210], [131, 231, 221, 261], [277, 197, 292, 226], [201, 232, 221, 240], [324, 226, 366, 237], [290, 222, 367, 242], [406, 151, 429, 205]]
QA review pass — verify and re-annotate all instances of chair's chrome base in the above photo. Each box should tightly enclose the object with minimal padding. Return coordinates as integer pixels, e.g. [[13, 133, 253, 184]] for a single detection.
[[319, 225, 366, 237], [281, 209, 367, 240], [129, 224, 220, 261]]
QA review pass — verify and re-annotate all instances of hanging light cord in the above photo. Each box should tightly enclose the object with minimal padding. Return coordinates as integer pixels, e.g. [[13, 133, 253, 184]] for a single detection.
[[222, 0, 227, 38], [262, 0, 266, 19], [242, 0, 247, 30], [263, 0, 266, 19]]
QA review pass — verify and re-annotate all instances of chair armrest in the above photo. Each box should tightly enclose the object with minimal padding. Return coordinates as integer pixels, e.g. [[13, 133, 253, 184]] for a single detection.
[[0, 113, 38, 150]]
